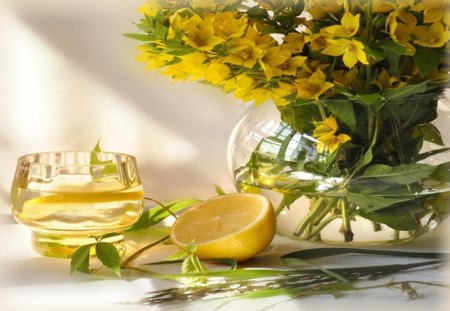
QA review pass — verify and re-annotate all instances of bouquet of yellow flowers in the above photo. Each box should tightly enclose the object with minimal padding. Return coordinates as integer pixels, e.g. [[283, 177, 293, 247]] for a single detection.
[[128, 0, 450, 243]]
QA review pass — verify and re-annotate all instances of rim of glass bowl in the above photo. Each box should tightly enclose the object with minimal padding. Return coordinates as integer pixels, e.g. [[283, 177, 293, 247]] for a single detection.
[[17, 151, 138, 168]]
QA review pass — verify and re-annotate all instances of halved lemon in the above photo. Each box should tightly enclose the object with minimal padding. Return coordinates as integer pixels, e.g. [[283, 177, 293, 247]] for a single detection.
[[170, 193, 276, 262]]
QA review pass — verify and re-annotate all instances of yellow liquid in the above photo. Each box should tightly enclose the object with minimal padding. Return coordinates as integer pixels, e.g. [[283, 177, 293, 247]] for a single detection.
[[11, 176, 144, 257]]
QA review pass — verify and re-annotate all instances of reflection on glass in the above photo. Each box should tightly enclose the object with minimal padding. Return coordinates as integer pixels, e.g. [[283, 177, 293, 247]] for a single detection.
[[11, 151, 144, 257]]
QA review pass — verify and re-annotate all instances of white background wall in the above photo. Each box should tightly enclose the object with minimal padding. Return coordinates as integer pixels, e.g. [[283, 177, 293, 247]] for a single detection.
[[0, 0, 248, 202]]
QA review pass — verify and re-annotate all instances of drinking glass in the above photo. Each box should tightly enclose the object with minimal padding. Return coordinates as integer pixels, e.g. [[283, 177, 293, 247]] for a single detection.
[[10, 151, 144, 257]]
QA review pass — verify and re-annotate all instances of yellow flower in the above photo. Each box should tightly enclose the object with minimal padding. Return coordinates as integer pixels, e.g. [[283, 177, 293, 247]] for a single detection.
[[224, 27, 267, 68], [306, 0, 344, 20], [204, 61, 231, 84], [245, 87, 274, 105], [138, 1, 159, 17], [260, 45, 308, 79], [313, 117, 338, 137], [162, 62, 191, 81], [272, 82, 296, 106], [163, 52, 208, 81], [324, 12, 360, 37], [322, 39, 368, 69], [370, 0, 414, 13], [414, 22, 450, 48], [232, 74, 257, 99], [412, 0, 450, 24], [137, 49, 174, 69], [192, 0, 239, 11], [371, 68, 406, 90], [386, 10, 417, 55], [294, 69, 334, 100], [182, 17, 224, 51], [305, 32, 332, 51], [208, 12, 248, 40], [191, 0, 216, 8], [283, 32, 305, 53], [332, 68, 358, 88], [316, 133, 352, 153], [313, 117, 350, 153], [170, 13, 202, 38], [371, 0, 396, 13]]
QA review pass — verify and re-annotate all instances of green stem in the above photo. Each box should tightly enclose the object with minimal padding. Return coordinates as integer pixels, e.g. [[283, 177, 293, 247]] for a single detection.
[[367, 107, 374, 141], [394, 230, 400, 241], [293, 197, 324, 237], [340, 198, 354, 242], [371, 221, 382, 232], [275, 198, 287, 215], [145, 197, 178, 219], [317, 102, 327, 120], [122, 235, 170, 267], [306, 215, 337, 240], [312, 199, 335, 226]]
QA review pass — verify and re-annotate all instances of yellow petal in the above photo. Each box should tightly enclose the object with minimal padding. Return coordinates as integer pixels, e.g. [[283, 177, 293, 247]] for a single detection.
[[343, 52, 358, 68]]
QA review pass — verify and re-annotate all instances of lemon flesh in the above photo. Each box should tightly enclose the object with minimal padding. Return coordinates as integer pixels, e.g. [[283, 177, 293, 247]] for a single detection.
[[170, 193, 276, 262]]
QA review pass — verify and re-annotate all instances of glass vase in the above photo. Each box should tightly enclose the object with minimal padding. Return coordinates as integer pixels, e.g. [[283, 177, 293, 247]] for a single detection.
[[227, 96, 450, 245]]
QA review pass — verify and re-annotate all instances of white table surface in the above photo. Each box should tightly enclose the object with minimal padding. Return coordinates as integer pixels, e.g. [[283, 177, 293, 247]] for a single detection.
[[1, 194, 450, 311], [1, 1, 450, 310]]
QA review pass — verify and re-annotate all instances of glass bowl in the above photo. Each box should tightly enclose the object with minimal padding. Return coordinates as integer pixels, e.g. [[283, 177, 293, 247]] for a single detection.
[[10, 151, 144, 257]]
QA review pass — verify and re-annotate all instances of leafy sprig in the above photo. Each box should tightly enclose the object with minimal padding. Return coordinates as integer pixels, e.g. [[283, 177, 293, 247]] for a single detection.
[[70, 234, 123, 277], [139, 248, 450, 305]]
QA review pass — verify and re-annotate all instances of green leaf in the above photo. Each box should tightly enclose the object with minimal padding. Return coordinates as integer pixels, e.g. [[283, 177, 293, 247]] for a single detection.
[[95, 242, 122, 277], [155, 21, 168, 40], [90, 140, 118, 177], [430, 162, 450, 183], [167, 250, 188, 261], [380, 41, 404, 74], [414, 147, 450, 161], [70, 244, 93, 274], [358, 209, 420, 230], [364, 44, 385, 63], [354, 93, 385, 110], [123, 33, 154, 41], [419, 123, 444, 146], [207, 258, 238, 270], [214, 185, 226, 196], [182, 255, 209, 274], [413, 47, 441, 77], [281, 248, 447, 261], [380, 40, 408, 55], [384, 81, 429, 101], [352, 116, 380, 173], [126, 198, 201, 232], [347, 193, 412, 212], [278, 104, 320, 133], [98, 232, 121, 242], [185, 241, 197, 254], [323, 100, 356, 130], [280, 257, 349, 283], [361, 163, 436, 184]]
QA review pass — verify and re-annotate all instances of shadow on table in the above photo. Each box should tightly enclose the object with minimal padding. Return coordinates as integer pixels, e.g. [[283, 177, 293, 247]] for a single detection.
[[1, 257, 71, 287]]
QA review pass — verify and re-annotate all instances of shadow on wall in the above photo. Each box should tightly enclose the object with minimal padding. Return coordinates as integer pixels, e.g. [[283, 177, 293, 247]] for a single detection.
[[0, 0, 248, 199], [2, 0, 246, 150]]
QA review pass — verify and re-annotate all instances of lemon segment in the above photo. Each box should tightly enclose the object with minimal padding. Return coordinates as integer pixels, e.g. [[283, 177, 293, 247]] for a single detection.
[[170, 193, 276, 262]]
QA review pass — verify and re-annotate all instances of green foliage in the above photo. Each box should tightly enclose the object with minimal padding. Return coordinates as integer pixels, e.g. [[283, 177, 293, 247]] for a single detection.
[[214, 185, 226, 196], [70, 244, 92, 274], [361, 163, 436, 184], [323, 100, 356, 131], [413, 47, 441, 77], [70, 235, 121, 276], [96, 242, 122, 277], [126, 198, 201, 232], [140, 248, 449, 305], [90, 140, 118, 177]]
